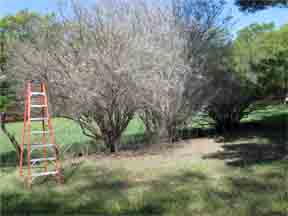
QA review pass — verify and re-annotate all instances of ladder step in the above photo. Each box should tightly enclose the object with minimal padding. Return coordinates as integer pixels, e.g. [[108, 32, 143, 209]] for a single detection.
[[31, 92, 45, 96], [31, 157, 56, 163], [31, 144, 55, 149], [31, 105, 47, 108], [31, 131, 50, 135], [22, 166, 48, 169], [31, 80, 42, 84], [30, 118, 48, 121], [32, 171, 58, 178]]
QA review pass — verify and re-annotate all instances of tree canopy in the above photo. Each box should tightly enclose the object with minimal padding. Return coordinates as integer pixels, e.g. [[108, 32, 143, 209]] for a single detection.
[[233, 23, 288, 99], [235, 0, 288, 12], [0, 10, 54, 73], [1, 0, 287, 153], [8, 0, 232, 151], [0, 10, 54, 41]]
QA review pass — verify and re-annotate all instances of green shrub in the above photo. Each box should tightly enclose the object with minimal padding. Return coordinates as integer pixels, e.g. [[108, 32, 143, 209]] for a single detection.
[[0, 95, 10, 111]]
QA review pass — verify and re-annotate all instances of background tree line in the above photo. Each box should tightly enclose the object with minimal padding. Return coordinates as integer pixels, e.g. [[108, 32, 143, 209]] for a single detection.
[[0, 0, 287, 154]]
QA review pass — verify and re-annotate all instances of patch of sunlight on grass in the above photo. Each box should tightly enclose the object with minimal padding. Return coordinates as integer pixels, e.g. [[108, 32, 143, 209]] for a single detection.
[[242, 104, 288, 123], [1, 117, 147, 155], [123, 117, 146, 135]]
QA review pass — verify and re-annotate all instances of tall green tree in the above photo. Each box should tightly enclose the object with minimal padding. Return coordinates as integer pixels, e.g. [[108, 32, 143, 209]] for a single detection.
[[0, 10, 54, 158], [235, 0, 288, 12], [233, 23, 275, 82], [253, 24, 288, 98], [233, 23, 288, 100], [0, 10, 47, 108], [0, 10, 54, 41], [0, 10, 55, 73], [0, 30, 6, 73]]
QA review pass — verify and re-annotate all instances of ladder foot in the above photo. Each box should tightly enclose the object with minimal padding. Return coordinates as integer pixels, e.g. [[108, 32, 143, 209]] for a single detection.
[[24, 177, 31, 189]]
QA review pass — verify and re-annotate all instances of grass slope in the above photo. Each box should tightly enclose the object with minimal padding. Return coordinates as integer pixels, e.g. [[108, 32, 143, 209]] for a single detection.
[[0, 118, 146, 154], [0, 104, 287, 215], [0, 144, 287, 215]]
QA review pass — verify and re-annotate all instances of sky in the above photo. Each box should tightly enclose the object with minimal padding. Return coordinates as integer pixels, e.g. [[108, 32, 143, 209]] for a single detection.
[[225, 0, 288, 34], [0, 0, 287, 35]]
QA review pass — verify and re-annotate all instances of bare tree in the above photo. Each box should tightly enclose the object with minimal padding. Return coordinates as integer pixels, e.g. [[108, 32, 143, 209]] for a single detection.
[[9, 0, 186, 151], [137, 0, 231, 141], [8, 0, 232, 151], [173, 0, 230, 63]]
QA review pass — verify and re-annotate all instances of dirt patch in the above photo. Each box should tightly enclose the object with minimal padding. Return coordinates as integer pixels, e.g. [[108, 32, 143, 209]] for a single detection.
[[69, 138, 223, 162], [172, 138, 223, 156], [63, 138, 228, 180]]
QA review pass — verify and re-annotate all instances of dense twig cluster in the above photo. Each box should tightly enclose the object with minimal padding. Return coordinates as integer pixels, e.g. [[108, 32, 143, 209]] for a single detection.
[[7, 0, 232, 152]]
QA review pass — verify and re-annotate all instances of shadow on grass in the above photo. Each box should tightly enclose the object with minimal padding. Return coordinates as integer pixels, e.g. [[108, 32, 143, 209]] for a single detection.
[[1, 161, 288, 216], [0, 150, 18, 167], [205, 142, 286, 167], [1, 163, 211, 216], [124, 170, 210, 216], [1, 165, 133, 215], [205, 110, 287, 167], [1, 105, 287, 215], [202, 160, 288, 216]]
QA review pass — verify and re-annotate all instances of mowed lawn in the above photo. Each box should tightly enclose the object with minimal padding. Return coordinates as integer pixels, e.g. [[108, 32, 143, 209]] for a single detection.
[[0, 118, 146, 154], [0, 118, 89, 153], [0, 104, 287, 154], [0, 104, 287, 215], [0, 139, 287, 215]]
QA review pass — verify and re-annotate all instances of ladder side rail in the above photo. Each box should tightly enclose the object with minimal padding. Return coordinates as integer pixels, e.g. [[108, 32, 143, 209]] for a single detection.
[[19, 83, 28, 176], [43, 83, 62, 182], [26, 82, 32, 184], [41, 83, 48, 172]]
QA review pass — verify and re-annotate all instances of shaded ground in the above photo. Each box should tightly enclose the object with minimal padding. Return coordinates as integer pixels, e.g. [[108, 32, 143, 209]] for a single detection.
[[0, 104, 287, 215], [1, 144, 287, 216], [206, 104, 288, 167]]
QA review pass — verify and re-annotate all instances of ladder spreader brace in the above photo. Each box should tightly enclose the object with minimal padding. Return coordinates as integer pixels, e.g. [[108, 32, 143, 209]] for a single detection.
[[19, 80, 63, 187]]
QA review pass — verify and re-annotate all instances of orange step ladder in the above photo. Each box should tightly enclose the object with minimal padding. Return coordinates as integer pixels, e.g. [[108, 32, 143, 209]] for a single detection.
[[19, 80, 62, 186]]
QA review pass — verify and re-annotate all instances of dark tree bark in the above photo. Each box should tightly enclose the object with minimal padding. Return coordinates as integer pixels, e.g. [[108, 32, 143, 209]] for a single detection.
[[104, 132, 120, 153], [167, 123, 178, 142], [0, 112, 21, 160], [208, 102, 251, 134]]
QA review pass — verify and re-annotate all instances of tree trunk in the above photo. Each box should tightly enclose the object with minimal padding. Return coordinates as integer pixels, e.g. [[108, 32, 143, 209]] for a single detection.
[[158, 118, 169, 142], [104, 133, 119, 153], [109, 141, 117, 153], [167, 123, 177, 142], [1, 112, 21, 161], [140, 110, 162, 144], [214, 115, 241, 134], [157, 119, 179, 143]]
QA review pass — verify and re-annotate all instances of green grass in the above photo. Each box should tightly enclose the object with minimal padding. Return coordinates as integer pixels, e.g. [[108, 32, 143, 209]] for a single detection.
[[223, 104, 288, 145], [0, 117, 146, 155], [1, 103, 287, 155], [0, 104, 287, 215], [123, 117, 145, 136], [242, 104, 288, 123], [0, 156, 287, 215], [0, 118, 91, 154]]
